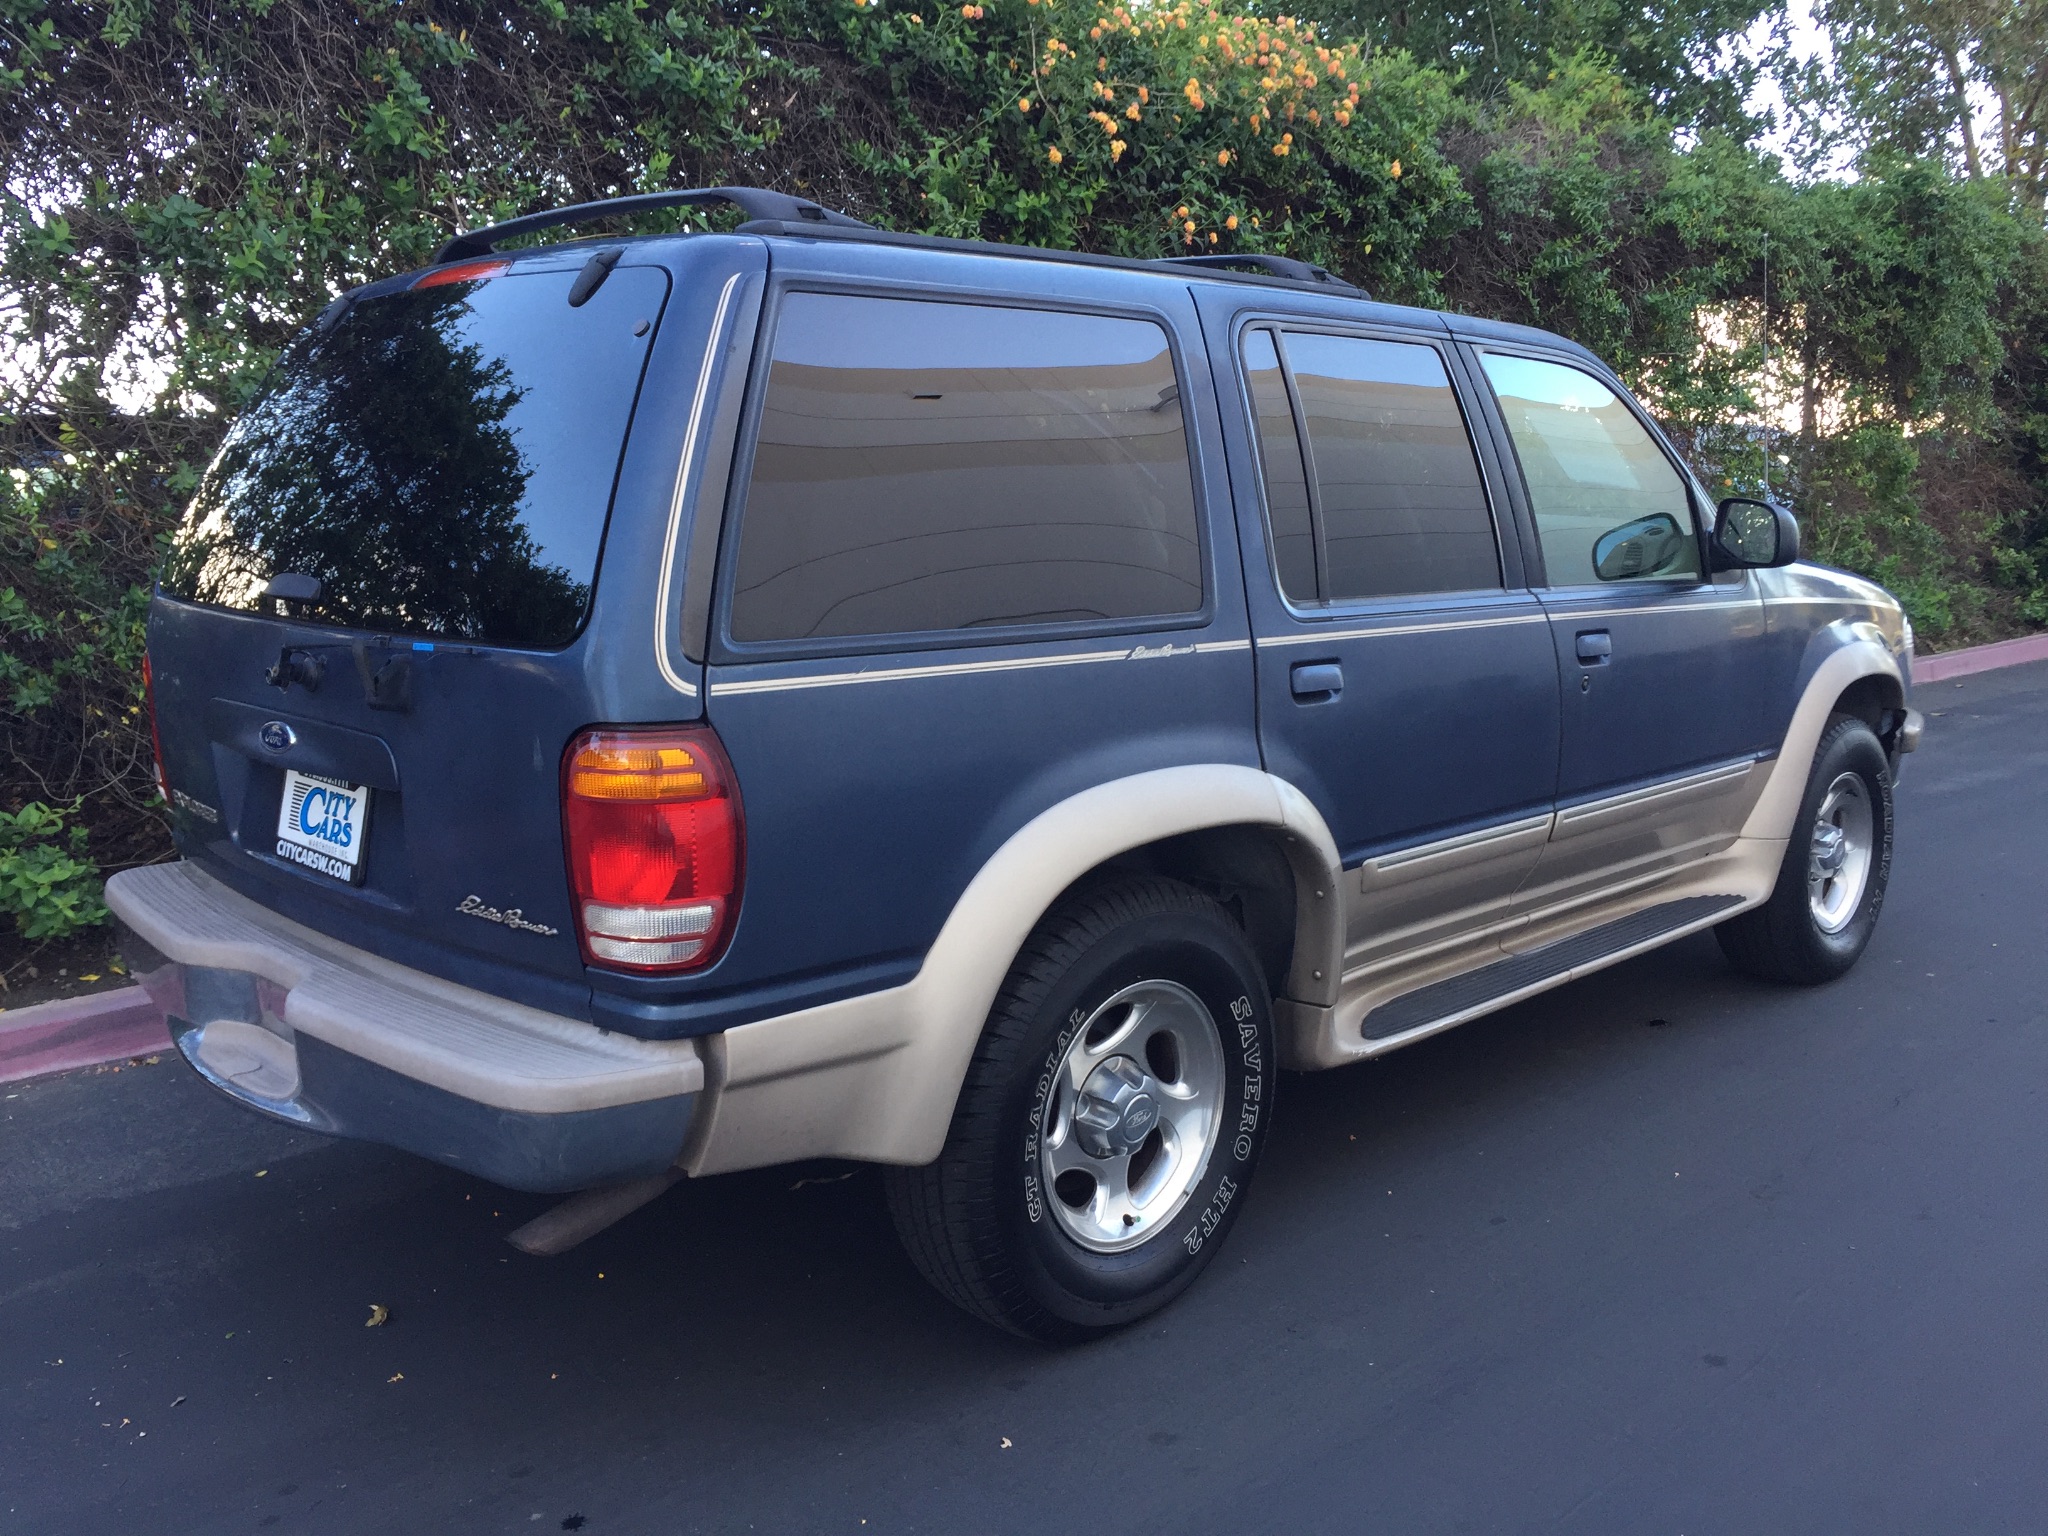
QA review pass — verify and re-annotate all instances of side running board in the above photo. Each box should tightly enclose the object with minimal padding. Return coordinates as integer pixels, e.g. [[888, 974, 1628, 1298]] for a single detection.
[[1359, 894, 1744, 1042]]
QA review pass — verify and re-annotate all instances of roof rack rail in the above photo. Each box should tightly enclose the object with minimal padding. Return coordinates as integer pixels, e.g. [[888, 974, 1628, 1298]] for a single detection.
[[433, 187, 872, 264], [1159, 252, 1365, 295]]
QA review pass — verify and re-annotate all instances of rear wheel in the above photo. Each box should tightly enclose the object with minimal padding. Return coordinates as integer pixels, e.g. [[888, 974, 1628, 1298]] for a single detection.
[[1717, 714, 1895, 984], [885, 877, 1275, 1342]]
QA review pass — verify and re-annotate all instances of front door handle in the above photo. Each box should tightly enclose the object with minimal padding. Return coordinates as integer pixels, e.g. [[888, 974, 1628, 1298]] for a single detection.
[[1290, 661, 1343, 700], [1575, 630, 1613, 665]]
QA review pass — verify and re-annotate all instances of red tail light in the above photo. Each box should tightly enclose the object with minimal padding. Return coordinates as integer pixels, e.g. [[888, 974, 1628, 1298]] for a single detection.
[[562, 727, 743, 973], [141, 653, 169, 803]]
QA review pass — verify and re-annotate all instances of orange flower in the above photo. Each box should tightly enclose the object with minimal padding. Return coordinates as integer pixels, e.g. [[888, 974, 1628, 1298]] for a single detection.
[[1216, 149, 1231, 165], [1183, 218, 1196, 233], [1048, 145, 1063, 163], [1137, 85, 1149, 103], [1111, 138, 1128, 161], [1176, 204, 1189, 216], [1208, 231, 1219, 244], [1389, 158, 1402, 178], [1125, 103, 1141, 120], [1018, 97, 1031, 111], [1225, 213, 1238, 229]]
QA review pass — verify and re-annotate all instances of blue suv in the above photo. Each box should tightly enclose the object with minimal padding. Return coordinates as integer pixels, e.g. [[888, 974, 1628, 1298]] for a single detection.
[[114, 187, 1921, 1340]]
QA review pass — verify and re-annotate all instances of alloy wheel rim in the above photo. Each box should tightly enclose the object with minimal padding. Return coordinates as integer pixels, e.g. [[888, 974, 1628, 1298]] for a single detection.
[[1038, 979, 1226, 1254], [1807, 771, 1875, 934]]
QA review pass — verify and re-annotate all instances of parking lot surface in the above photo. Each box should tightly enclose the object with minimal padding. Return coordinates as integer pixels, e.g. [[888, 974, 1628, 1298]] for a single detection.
[[4, 662, 2044, 1534]]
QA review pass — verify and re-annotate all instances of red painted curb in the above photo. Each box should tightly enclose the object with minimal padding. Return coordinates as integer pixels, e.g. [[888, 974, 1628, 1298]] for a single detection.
[[1915, 632, 2048, 684], [0, 985, 171, 1086]]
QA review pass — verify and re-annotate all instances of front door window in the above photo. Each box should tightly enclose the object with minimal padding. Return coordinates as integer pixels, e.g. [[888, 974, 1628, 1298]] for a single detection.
[[1479, 354, 1699, 586]]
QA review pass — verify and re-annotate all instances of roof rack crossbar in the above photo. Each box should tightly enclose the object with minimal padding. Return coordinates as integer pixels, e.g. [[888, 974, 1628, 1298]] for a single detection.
[[433, 187, 871, 264], [1160, 252, 1366, 296]]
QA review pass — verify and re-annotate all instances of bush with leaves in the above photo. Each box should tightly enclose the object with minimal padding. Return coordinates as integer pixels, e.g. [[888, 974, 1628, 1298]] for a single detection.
[[0, 800, 109, 941]]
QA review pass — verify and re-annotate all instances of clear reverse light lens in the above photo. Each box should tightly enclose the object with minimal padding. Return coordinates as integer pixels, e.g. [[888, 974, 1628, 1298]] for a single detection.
[[587, 934, 705, 966], [582, 901, 716, 941]]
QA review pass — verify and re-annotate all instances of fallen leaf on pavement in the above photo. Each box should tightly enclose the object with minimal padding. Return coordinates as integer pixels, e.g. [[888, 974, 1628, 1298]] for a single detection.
[[366, 1304, 389, 1328], [1000, 1437, 1012, 1449]]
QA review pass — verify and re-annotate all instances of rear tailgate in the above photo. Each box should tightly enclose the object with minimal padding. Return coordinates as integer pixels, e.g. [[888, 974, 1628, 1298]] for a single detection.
[[148, 238, 763, 1017]]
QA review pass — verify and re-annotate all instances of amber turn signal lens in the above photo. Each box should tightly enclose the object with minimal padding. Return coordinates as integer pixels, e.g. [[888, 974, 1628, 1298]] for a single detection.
[[565, 740, 712, 801]]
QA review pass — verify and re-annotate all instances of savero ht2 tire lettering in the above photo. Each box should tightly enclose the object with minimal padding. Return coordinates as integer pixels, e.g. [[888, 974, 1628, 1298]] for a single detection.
[[886, 877, 1275, 1341]]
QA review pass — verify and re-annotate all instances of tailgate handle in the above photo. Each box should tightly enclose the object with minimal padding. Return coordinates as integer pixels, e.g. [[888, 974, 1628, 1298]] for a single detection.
[[1290, 661, 1343, 700], [1575, 630, 1613, 665]]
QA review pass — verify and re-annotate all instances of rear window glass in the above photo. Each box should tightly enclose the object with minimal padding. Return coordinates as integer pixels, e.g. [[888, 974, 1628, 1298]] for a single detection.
[[728, 293, 1201, 643], [161, 265, 669, 649]]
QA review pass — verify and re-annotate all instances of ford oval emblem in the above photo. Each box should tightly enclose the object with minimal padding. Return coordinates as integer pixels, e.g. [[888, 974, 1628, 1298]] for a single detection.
[[259, 721, 296, 753]]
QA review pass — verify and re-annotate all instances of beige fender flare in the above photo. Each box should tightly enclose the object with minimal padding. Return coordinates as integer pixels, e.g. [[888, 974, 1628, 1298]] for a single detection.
[[1741, 629, 1906, 845], [684, 764, 1343, 1175]]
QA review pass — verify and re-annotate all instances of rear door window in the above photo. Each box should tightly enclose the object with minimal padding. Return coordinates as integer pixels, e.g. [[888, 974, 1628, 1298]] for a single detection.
[[727, 293, 1202, 643], [162, 264, 668, 648], [1243, 328, 1501, 603]]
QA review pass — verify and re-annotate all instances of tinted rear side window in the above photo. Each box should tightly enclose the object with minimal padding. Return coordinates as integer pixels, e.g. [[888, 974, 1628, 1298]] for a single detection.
[[1283, 333, 1500, 600], [729, 293, 1201, 643], [161, 265, 668, 648]]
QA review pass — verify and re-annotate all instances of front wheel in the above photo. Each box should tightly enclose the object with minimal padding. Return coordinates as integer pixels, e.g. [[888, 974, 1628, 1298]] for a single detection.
[[885, 877, 1275, 1342], [1717, 714, 1895, 984]]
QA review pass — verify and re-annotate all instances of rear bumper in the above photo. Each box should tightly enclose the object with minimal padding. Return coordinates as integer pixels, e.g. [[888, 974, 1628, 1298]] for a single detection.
[[105, 862, 704, 1193]]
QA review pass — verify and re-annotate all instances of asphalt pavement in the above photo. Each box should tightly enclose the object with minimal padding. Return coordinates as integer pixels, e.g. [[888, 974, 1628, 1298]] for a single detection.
[[5, 662, 2045, 1535]]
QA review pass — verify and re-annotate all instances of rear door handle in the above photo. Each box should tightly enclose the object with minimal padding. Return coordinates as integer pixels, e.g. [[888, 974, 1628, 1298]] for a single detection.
[[1290, 661, 1343, 699], [1575, 630, 1612, 665]]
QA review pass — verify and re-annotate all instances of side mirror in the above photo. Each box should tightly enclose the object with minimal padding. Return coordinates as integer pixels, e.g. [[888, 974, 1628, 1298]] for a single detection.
[[1712, 497, 1800, 570], [1593, 513, 1689, 581]]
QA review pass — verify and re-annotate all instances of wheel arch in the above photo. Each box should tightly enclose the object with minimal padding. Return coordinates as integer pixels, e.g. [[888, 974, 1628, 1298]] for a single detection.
[[1742, 624, 1906, 844], [686, 765, 1343, 1174]]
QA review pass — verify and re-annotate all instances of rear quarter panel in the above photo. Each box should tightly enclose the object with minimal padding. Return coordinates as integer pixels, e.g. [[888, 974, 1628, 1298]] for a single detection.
[[681, 246, 1258, 1038]]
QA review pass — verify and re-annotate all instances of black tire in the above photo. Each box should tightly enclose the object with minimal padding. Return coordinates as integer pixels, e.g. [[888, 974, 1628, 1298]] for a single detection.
[[885, 876, 1275, 1342], [1717, 714, 1895, 985]]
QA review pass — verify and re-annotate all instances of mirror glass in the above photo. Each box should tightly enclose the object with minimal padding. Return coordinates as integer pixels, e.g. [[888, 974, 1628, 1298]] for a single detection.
[[1592, 513, 1690, 581], [1716, 498, 1781, 565]]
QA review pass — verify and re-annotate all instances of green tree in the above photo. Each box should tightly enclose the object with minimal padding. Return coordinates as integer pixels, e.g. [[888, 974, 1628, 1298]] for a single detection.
[[1296, 0, 1777, 129], [1796, 0, 2047, 203]]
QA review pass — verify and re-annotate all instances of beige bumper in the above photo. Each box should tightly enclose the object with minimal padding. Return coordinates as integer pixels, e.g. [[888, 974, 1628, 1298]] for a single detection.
[[104, 862, 703, 1115]]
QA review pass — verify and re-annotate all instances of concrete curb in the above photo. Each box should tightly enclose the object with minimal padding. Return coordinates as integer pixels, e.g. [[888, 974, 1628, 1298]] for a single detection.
[[1915, 632, 2048, 683], [0, 985, 171, 1087]]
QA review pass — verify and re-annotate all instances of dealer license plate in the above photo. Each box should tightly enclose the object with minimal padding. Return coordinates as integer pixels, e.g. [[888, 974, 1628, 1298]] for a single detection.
[[275, 769, 370, 884]]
